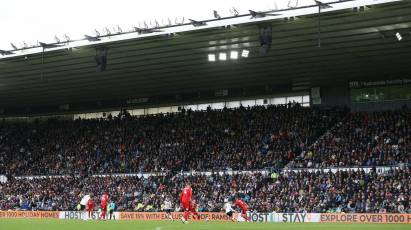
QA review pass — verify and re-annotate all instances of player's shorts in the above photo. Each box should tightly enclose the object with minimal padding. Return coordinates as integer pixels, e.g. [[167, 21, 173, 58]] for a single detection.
[[87, 206, 94, 212], [181, 201, 190, 211], [101, 204, 107, 211], [226, 211, 233, 217], [165, 209, 172, 214], [80, 204, 86, 210], [109, 210, 114, 214]]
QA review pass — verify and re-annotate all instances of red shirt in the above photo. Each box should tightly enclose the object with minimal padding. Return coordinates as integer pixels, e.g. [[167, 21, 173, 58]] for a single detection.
[[180, 186, 192, 203], [190, 201, 198, 212], [87, 199, 94, 209], [101, 194, 108, 206], [234, 199, 248, 210]]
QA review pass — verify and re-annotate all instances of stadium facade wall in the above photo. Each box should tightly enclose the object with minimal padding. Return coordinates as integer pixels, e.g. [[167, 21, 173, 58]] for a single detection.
[[1, 211, 410, 224]]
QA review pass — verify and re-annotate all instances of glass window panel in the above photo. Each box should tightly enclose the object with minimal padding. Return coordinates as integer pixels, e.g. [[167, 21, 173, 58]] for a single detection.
[[171, 106, 180, 113], [184, 105, 198, 111], [158, 107, 171, 114], [211, 102, 225, 110], [110, 111, 120, 117], [351, 84, 411, 103], [255, 99, 267, 106], [226, 101, 240, 109], [147, 108, 158, 114], [287, 96, 303, 103], [241, 100, 255, 107], [198, 103, 211, 111], [131, 109, 145, 116], [271, 97, 286, 105]]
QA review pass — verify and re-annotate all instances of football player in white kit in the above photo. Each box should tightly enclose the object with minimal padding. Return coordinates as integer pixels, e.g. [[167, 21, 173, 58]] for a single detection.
[[80, 194, 91, 211], [223, 198, 236, 221], [164, 197, 174, 221]]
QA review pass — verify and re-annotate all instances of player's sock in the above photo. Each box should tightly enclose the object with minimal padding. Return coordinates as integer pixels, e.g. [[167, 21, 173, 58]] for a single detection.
[[180, 216, 186, 224], [242, 214, 247, 221], [183, 211, 189, 221]]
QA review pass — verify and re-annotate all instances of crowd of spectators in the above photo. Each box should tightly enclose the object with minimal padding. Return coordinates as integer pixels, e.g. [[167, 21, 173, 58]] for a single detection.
[[1, 104, 410, 214], [0, 104, 343, 176], [288, 108, 411, 168], [0, 168, 409, 213]]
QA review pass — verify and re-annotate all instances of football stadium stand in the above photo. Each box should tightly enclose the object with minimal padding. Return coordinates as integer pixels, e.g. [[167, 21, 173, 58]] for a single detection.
[[0, 0, 410, 225]]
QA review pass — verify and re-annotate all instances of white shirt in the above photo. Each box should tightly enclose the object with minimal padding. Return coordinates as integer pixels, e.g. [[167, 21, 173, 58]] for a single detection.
[[223, 202, 234, 213], [80, 195, 90, 206], [164, 200, 172, 209]]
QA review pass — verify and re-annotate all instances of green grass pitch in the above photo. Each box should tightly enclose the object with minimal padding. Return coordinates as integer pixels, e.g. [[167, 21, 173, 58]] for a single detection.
[[0, 219, 409, 230]]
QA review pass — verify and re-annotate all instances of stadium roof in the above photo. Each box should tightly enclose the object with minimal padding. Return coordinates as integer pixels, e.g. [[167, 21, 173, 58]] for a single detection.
[[0, 0, 410, 114]]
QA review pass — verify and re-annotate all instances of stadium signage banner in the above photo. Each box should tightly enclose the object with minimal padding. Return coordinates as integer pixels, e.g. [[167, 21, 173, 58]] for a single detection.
[[247, 212, 272, 222], [59, 211, 119, 220], [119, 212, 232, 221], [349, 79, 411, 88], [320, 213, 411, 224], [271, 213, 320, 223], [0, 211, 59, 219], [1, 211, 410, 223]]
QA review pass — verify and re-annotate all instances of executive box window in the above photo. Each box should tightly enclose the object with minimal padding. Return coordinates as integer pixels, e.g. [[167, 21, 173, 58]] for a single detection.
[[351, 84, 411, 103]]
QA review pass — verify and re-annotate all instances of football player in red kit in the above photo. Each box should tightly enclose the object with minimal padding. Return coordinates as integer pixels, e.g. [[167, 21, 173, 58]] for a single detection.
[[234, 197, 249, 222], [100, 192, 109, 221], [180, 183, 192, 224], [189, 199, 201, 220], [87, 197, 95, 220]]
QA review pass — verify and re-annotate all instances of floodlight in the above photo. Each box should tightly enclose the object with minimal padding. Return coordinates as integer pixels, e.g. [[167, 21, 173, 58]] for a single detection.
[[249, 10, 281, 19], [0, 50, 14, 55], [219, 53, 227, 61], [63, 34, 71, 42], [208, 54, 216, 62], [213, 10, 221, 19], [315, 0, 332, 9], [10, 43, 18, 50], [85, 35, 101, 42], [396, 32, 402, 41], [54, 35, 60, 43], [39, 42, 63, 49], [189, 19, 207, 27], [230, 7, 239, 16], [230, 51, 238, 59]]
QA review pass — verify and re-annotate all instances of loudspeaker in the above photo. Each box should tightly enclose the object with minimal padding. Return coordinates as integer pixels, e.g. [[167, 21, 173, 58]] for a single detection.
[[259, 26, 272, 55], [95, 49, 108, 72]]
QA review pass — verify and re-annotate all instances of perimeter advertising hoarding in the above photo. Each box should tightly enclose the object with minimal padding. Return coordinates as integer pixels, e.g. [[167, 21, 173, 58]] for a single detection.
[[320, 213, 411, 224], [0, 211, 410, 223], [58, 211, 120, 220], [0, 211, 59, 219], [119, 212, 232, 221]]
